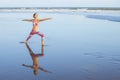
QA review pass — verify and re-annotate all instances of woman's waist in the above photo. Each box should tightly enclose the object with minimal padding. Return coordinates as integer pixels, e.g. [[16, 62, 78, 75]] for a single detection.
[[32, 27, 39, 31]]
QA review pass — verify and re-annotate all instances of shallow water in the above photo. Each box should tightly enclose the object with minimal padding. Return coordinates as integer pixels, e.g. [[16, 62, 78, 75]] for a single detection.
[[0, 12, 120, 80]]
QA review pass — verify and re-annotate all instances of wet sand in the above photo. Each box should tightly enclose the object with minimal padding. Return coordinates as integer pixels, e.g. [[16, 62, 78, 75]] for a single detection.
[[0, 12, 120, 80]]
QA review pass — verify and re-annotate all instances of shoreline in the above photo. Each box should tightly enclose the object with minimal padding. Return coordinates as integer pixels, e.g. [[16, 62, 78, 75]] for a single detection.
[[0, 7, 120, 13], [0, 7, 120, 9]]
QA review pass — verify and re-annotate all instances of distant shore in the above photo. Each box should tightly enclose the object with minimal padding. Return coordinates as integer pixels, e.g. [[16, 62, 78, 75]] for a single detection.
[[0, 7, 120, 12]]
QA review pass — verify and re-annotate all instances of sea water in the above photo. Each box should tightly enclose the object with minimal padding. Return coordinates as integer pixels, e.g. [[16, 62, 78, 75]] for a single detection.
[[0, 11, 120, 80]]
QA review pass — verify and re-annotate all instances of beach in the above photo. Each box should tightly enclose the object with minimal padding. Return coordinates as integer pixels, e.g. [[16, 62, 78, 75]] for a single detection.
[[0, 10, 120, 80]]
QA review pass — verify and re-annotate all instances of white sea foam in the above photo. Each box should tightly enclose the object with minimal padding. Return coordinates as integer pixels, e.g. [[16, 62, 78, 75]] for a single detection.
[[0, 7, 120, 13]]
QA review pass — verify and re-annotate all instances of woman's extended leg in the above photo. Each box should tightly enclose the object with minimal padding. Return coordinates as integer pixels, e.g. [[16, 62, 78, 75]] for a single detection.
[[25, 31, 34, 42], [37, 32, 44, 38], [37, 32, 45, 45], [41, 37, 44, 46], [26, 34, 33, 42]]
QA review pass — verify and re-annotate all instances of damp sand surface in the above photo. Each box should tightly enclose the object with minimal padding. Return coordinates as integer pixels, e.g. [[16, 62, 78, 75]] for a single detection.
[[0, 12, 120, 80]]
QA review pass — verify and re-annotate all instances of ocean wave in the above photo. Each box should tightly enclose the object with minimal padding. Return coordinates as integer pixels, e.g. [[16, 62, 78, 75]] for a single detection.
[[0, 7, 120, 13], [86, 15, 120, 22]]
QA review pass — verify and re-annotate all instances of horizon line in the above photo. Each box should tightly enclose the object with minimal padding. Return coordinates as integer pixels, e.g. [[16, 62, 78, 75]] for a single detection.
[[0, 6, 120, 8]]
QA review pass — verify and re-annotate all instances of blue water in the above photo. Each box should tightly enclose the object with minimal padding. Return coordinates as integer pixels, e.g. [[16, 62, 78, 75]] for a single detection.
[[0, 12, 120, 80]]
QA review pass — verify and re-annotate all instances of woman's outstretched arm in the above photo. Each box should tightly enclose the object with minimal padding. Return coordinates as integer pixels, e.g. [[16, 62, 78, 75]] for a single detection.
[[39, 18, 52, 22], [22, 19, 33, 22]]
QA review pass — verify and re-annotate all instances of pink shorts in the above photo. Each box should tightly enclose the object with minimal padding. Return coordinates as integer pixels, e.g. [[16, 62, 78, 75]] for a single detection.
[[29, 30, 44, 37]]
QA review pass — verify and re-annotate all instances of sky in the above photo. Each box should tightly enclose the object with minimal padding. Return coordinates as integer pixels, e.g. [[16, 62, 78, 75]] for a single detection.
[[0, 0, 120, 7]]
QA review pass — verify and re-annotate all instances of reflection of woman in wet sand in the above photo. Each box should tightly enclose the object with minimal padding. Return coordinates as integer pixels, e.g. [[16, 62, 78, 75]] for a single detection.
[[22, 43, 51, 75], [22, 13, 52, 45]]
